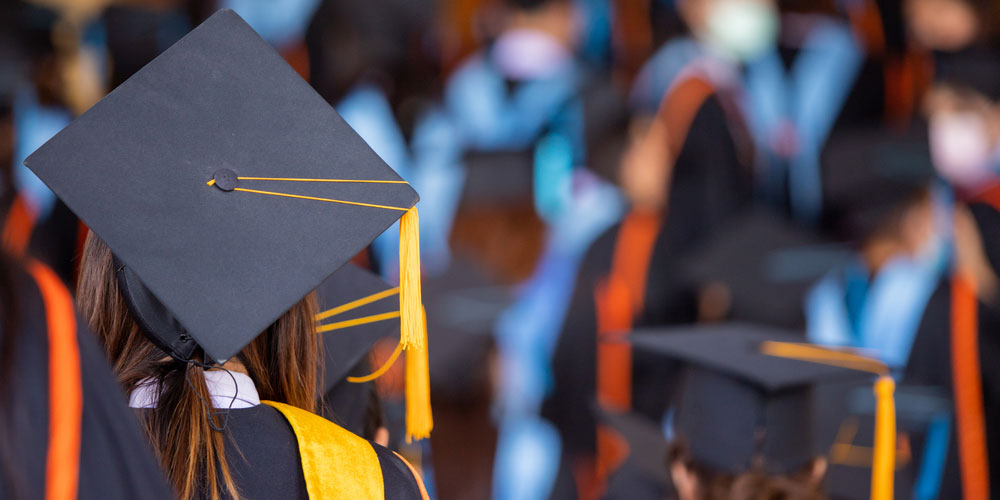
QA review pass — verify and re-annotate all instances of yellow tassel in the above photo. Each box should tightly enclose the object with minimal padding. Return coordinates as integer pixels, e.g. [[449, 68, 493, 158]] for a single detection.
[[405, 307, 433, 442], [398, 208, 424, 351], [871, 375, 896, 500]]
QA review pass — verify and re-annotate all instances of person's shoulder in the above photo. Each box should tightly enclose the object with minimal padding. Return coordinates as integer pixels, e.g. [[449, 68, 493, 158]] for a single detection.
[[371, 443, 430, 500], [262, 402, 428, 497]]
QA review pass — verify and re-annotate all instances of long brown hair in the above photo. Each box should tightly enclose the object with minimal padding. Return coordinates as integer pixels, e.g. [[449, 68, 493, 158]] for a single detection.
[[77, 232, 321, 500]]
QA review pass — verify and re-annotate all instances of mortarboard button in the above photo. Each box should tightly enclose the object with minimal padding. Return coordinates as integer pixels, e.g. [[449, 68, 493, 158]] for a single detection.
[[212, 169, 239, 191]]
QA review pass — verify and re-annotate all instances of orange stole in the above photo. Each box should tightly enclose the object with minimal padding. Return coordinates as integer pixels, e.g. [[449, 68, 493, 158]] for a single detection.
[[951, 276, 990, 500], [3, 195, 37, 258], [950, 186, 1000, 500], [658, 76, 716, 160], [591, 211, 661, 496], [594, 211, 661, 411], [29, 261, 82, 500]]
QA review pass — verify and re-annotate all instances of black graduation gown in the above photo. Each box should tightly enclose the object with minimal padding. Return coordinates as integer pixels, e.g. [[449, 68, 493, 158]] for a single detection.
[[202, 404, 424, 500], [542, 90, 752, 499], [633, 93, 753, 421], [904, 201, 1000, 498], [0, 263, 173, 500]]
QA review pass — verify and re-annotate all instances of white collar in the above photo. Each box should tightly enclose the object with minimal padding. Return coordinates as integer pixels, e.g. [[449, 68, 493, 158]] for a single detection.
[[129, 370, 261, 409]]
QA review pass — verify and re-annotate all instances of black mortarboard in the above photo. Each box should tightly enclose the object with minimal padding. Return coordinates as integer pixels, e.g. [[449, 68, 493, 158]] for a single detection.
[[103, 5, 189, 89], [315, 263, 399, 394], [22, 9, 421, 364], [459, 151, 535, 206], [677, 209, 848, 328], [822, 126, 936, 242], [934, 47, 1000, 102], [424, 257, 511, 399], [631, 323, 878, 475]]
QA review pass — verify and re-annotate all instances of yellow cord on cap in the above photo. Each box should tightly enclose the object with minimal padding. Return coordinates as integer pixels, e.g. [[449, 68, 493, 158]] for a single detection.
[[317, 311, 401, 333], [405, 306, 432, 442], [207, 177, 407, 186], [347, 342, 404, 383], [211, 176, 431, 440], [760, 341, 894, 500], [316, 287, 400, 321], [232, 187, 408, 212], [234, 177, 408, 184]]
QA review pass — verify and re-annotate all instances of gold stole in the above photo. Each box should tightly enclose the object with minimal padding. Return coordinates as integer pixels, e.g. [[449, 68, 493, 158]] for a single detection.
[[264, 401, 384, 500]]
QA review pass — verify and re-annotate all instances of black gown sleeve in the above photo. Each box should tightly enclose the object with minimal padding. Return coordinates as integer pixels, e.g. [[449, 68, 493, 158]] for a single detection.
[[373, 443, 426, 499]]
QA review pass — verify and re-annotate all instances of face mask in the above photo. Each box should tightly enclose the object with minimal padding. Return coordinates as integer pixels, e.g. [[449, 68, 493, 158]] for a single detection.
[[929, 112, 998, 188], [704, 0, 779, 62]]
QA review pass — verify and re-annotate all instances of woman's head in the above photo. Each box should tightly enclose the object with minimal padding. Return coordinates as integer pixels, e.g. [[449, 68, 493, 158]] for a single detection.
[[923, 48, 1000, 189], [76, 231, 321, 500]]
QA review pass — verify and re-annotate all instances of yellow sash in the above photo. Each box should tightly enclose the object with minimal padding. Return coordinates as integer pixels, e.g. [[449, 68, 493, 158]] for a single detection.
[[263, 401, 384, 500]]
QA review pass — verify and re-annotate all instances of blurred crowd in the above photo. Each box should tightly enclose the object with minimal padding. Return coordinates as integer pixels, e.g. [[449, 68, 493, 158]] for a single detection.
[[2, 0, 1000, 498]]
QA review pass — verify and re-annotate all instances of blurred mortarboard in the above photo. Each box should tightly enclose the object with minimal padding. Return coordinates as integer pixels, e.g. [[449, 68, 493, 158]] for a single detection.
[[22, 9, 423, 366], [0, 1, 55, 105], [315, 263, 399, 394], [459, 151, 534, 206], [103, 6, 189, 89], [313, 263, 398, 436], [630, 323, 886, 475], [424, 257, 512, 398], [678, 209, 849, 328], [933, 47, 1000, 102], [822, 126, 936, 242], [503, 0, 563, 10], [305, 0, 415, 104]]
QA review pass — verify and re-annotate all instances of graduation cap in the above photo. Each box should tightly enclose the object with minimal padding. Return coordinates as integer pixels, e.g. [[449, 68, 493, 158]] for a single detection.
[[315, 263, 400, 393], [822, 126, 936, 242], [424, 257, 511, 399], [677, 209, 849, 328], [21, 10, 430, 436], [933, 47, 1000, 102], [314, 263, 399, 436], [459, 151, 535, 206], [103, 6, 189, 89], [631, 323, 899, 499]]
